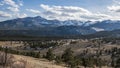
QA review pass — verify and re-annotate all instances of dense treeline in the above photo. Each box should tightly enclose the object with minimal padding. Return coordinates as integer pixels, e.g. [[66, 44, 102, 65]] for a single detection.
[[24, 41, 59, 49], [0, 47, 41, 58]]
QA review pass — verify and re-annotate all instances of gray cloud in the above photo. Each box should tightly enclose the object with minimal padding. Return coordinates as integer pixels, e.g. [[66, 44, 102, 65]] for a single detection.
[[7, 7, 19, 12], [3, 0, 19, 8], [40, 4, 113, 21], [108, 6, 120, 12], [0, 11, 12, 18]]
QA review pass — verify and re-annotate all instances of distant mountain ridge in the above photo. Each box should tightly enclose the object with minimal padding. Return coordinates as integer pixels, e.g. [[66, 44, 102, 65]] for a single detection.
[[0, 16, 120, 37]]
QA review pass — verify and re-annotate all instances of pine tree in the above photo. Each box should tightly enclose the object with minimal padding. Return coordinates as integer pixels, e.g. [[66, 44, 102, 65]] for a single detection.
[[45, 49, 55, 61], [62, 48, 74, 62], [62, 48, 76, 68], [115, 58, 120, 68], [34, 52, 41, 58], [55, 56, 62, 64]]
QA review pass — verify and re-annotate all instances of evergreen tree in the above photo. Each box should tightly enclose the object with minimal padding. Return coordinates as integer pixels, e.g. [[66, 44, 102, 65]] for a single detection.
[[34, 52, 41, 58], [115, 58, 120, 68], [55, 56, 62, 64], [45, 49, 55, 61], [62, 48, 76, 68]]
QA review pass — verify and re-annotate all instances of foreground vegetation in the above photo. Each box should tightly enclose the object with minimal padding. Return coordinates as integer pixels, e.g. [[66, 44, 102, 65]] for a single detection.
[[0, 37, 120, 68]]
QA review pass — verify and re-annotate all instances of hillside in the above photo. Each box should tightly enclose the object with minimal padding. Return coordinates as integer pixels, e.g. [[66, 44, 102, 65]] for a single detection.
[[14, 54, 66, 68]]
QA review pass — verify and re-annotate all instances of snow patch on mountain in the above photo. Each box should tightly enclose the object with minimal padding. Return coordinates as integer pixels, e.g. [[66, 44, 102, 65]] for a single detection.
[[92, 27, 104, 32]]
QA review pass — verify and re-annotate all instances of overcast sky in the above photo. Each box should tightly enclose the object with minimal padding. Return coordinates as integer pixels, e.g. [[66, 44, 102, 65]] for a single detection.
[[0, 0, 120, 21]]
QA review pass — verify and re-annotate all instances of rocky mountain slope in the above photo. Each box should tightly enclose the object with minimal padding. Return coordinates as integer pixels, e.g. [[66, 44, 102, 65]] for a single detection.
[[0, 16, 120, 37]]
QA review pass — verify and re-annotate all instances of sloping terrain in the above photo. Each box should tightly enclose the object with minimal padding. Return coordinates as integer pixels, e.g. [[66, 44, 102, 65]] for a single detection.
[[14, 55, 66, 68]]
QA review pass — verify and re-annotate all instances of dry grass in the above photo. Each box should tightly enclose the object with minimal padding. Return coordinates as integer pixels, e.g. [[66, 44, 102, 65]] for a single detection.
[[14, 55, 66, 68]]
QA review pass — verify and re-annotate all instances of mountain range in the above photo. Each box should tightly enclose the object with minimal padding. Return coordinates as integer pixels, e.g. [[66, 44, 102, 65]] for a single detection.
[[0, 16, 120, 38]]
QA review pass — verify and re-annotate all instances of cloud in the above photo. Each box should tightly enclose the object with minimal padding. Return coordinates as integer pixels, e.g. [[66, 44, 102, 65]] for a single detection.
[[26, 9, 41, 14], [16, 13, 27, 18], [40, 4, 92, 20], [0, 3, 4, 6], [107, 0, 120, 12], [7, 7, 19, 12], [0, 0, 25, 20], [40, 4, 112, 21], [105, 0, 120, 20], [81, 13, 112, 21], [1, 0, 20, 12], [17, 0, 23, 6], [40, 4, 90, 14], [113, 0, 120, 5], [3, 0, 19, 8], [19, 2, 23, 6], [108, 6, 120, 12], [0, 11, 12, 18]]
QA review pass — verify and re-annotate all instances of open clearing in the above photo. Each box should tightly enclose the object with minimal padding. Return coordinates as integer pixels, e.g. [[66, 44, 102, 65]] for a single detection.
[[14, 54, 66, 68]]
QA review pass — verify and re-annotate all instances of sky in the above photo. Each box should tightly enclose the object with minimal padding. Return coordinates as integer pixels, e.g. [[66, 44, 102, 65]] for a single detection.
[[0, 0, 120, 22]]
